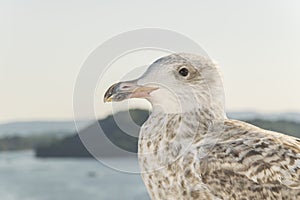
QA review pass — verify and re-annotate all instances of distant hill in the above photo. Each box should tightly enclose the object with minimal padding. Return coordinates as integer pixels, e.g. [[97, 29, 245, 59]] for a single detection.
[[0, 135, 59, 151], [244, 119, 300, 138], [0, 121, 90, 138], [35, 110, 300, 158], [228, 112, 300, 123], [35, 109, 149, 157]]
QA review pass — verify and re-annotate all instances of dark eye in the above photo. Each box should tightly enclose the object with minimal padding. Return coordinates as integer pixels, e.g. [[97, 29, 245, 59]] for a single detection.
[[179, 67, 189, 77]]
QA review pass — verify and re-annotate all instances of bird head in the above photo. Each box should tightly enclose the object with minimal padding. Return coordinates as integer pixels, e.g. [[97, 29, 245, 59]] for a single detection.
[[104, 53, 226, 118]]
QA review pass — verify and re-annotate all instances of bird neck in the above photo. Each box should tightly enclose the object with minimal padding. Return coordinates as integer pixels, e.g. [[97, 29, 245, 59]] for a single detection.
[[141, 107, 226, 141], [139, 108, 226, 169]]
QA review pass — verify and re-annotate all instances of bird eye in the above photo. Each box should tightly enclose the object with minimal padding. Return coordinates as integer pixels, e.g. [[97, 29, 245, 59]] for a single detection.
[[179, 67, 189, 77]]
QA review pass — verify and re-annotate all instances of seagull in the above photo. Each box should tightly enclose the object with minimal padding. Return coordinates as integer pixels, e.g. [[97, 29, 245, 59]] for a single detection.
[[104, 53, 300, 200]]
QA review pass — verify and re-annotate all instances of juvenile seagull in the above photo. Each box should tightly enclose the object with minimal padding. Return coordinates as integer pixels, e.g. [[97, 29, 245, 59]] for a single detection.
[[104, 53, 300, 200]]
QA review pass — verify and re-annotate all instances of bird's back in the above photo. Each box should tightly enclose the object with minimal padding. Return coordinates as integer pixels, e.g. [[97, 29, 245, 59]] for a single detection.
[[197, 119, 300, 199], [139, 115, 300, 200]]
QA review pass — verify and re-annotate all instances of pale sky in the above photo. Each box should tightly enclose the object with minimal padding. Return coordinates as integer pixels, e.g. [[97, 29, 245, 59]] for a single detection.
[[1, 0, 300, 123]]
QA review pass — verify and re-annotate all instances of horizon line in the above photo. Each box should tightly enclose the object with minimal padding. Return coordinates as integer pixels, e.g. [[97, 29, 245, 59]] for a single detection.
[[1, 109, 300, 125]]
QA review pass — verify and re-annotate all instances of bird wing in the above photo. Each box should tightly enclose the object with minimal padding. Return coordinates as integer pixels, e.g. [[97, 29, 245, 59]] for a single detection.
[[194, 119, 300, 199]]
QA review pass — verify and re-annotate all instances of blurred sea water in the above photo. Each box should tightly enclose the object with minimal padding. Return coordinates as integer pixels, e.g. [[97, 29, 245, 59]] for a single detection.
[[0, 151, 149, 200]]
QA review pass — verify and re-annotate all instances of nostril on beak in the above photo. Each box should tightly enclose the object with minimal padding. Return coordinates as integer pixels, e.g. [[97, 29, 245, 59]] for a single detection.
[[118, 81, 137, 91], [121, 85, 130, 89]]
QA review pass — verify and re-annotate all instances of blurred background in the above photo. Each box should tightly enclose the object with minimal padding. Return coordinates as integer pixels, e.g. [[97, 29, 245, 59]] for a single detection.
[[1, 0, 300, 200]]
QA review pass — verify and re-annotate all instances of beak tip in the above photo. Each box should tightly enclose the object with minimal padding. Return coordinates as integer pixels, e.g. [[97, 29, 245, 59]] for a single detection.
[[103, 83, 119, 103], [103, 97, 112, 103]]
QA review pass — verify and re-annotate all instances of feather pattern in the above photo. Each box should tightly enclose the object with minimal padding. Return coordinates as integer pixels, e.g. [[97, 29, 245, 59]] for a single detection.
[[139, 111, 300, 200]]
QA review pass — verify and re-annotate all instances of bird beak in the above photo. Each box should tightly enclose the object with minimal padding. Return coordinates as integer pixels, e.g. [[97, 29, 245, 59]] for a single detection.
[[103, 80, 158, 103]]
